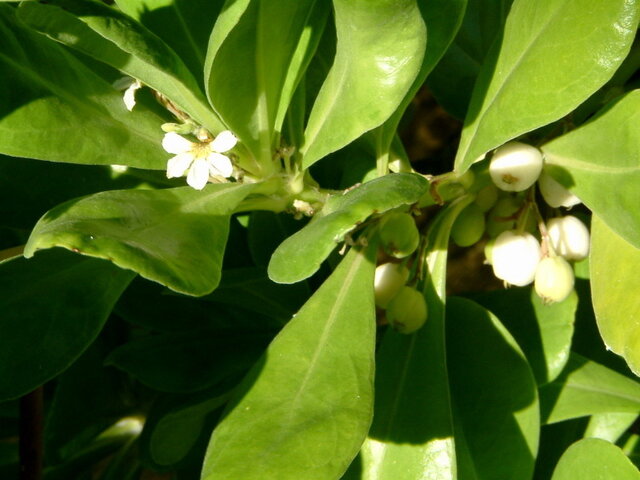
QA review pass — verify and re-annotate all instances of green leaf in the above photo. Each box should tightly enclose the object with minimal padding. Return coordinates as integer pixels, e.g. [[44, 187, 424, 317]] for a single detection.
[[107, 329, 272, 393], [205, 0, 329, 164], [0, 5, 165, 168], [447, 297, 539, 480], [202, 244, 377, 480], [539, 353, 640, 424], [427, 0, 513, 119], [584, 412, 638, 444], [300, 0, 427, 168], [268, 173, 427, 284], [551, 438, 640, 480], [143, 390, 231, 468], [542, 91, 640, 248], [454, 0, 640, 172], [17, 0, 223, 134], [471, 287, 577, 385], [590, 215, 640, 375], [358, 198, 473, 480], [114, 0, 224, 82], [0, 249, 134, 401], [24, 184, 257, 296], [371, 0, 467, 152]]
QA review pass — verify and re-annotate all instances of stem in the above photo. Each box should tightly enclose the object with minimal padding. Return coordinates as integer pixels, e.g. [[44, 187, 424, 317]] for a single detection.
[[19, 387, 44, 480]]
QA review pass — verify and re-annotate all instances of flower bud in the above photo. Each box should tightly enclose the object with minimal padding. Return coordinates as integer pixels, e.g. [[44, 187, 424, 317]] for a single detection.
[[489, 142, 543, 192], [538, 170, 581, 208], [547, 216, 590, 260], [386, 287, 428, 334], [374, 263, 410, 308], [379, 213, 420, 259], [534, 256, 575, 303], [451, 204, 486, 247], [492, 230, 541, 286]]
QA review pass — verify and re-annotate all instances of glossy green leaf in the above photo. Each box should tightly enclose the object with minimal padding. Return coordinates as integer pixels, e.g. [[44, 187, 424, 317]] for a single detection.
[[428, 0, 513, 119], [268, 173, 427, 284], [584, 412, 638, 444], [107, 329, 271, 393], [202, 245, 377, 480], [472, 287, 577, 385], [247, 211, 304, 267], [0, 5, 165, 168], [24, 184, 257, 296], [114, 0, 224, 81], [205, 0, 328, 164], [551, 438, 640, 480], [371, 0, 467, 151], [358, 198, 473, 480], [590, 215, 640, 376], [539, 353, 640, 424], [455, 0, 640, 172], [0, 249, 134, 401], [145, 390, 231, 467], [542, 91, 640, 248], [447, 297, 539, 480], [300, 0, 427, 168], [17, 0, 223, 134]]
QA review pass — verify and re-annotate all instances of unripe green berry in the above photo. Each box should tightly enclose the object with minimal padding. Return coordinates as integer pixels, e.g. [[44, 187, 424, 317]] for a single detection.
[[486, 197, 520, 238], [547, 216, 590, 260], [451, 204, 486, 247], [379, 212, 420, 259], [538, 170, 581, 208], [484, 238, 495, 265], [489, 142, 543, 192], [534, 256, 575, 303], [386, 286, 428, 334], [492, 230, 541, 286], [374, 263, 410, 308], [474, 184, 499, 212]]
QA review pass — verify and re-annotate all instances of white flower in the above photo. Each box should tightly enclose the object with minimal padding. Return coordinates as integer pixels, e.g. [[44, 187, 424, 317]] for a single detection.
[[114, 77, 142, 111], [162, 131, 237, 190]]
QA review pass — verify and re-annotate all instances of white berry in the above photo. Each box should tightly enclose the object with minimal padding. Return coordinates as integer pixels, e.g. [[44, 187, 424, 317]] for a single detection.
[[489, 142, 543, 192], [547, 216, 590, 260], [492, 230, 541, 286], [374, 263, 410, 308], [538, 170, 581, 208], [534, 256, 575, 303]]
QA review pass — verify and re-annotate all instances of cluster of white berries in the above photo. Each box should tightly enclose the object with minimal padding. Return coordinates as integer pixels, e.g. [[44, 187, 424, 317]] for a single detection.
[[452, 141, 589, 303], [373, 213, 428, 334]]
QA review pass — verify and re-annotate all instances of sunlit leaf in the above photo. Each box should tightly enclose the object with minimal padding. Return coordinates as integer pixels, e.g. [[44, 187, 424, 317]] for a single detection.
[[455, 0, 639, 172], [268, 173, 427, 284], [590, 215, 640, 376], [202, 244, 377, 480], [551, 438, 640, 480], [542, 91, 640, 248], [24, 184, 257, 296]]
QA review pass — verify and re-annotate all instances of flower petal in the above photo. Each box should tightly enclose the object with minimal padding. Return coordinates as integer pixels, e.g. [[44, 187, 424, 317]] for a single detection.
[[210, 130, 237, 153], [208, 152, 234, 178], [162, 132, 193, 154], [186, 158, 211, 190], [166, 153, 193, 178], [123, 80, 142, 111]]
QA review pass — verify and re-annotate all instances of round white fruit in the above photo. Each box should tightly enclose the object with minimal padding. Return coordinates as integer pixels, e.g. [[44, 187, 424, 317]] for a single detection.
[[538, 170, 581, 208], [534, 256, 575, 303], [489, 142, 543, 192], [492, 230, 541, 286], [547, 216, 590, 260], [386, 287, 428, 334], [374, 263, 410, 308]]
